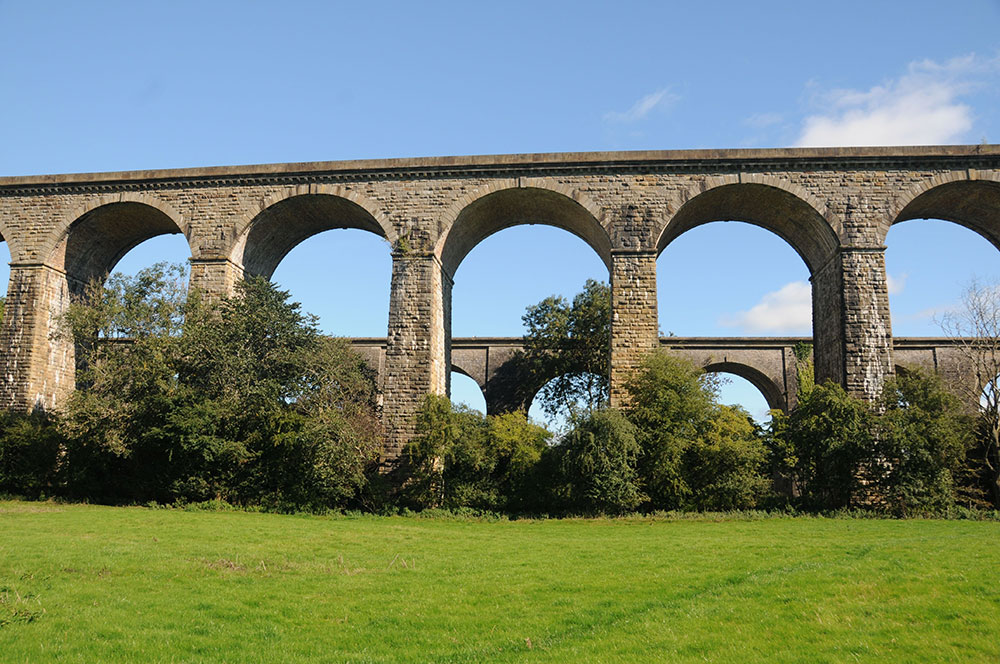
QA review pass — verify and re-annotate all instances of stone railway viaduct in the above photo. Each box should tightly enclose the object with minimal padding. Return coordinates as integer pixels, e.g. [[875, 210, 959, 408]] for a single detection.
[[0, 145, 997, 457]]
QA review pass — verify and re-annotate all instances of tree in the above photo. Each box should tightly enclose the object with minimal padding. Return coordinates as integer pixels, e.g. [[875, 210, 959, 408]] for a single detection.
[[624, 351, 769, 510], [767, 381, 874, 509], [877, 369, 976, 512], [58, 266, 382, 508], [938, 278, 1000, 507], [404, 395, 551, 512], [522, 279, 610, 424], [550, 408, 645, 515]]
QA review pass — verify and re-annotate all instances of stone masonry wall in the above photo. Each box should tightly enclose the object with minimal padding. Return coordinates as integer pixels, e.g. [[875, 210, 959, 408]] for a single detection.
[[382, 252, 448, 459], [840, 248, 893, 399], [609, 251, 659, 405]]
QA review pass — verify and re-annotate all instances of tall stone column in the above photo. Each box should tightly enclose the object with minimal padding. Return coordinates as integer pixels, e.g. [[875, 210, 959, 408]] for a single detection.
[[0, 263, 75, 411], [841, 246, 894, 399], [609, 250, 659, 406], [811, 246, 893, 400], [188, 257, 243, 300], [811, 252, 845, 388], [382, 251, 449, 460]]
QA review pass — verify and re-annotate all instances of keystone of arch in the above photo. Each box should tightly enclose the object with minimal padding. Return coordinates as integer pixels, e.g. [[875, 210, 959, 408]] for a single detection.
[[657, 174, 839, 274], [434, 178, 612, 278]]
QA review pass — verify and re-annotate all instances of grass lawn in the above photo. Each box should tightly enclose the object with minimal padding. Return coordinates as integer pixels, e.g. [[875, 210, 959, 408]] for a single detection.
[[0, 501, 997, 663]]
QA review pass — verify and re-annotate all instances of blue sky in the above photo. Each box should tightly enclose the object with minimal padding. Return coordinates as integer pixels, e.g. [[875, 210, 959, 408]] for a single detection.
[[2, 1, 999, 423]]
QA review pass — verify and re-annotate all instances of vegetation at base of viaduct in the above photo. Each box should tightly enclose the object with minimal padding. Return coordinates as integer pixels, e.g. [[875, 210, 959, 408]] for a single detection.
[[0, 265, 997, 515]]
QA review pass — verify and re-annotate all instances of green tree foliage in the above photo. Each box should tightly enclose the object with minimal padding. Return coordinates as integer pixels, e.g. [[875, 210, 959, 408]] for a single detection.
[[768, 381, 874, 509], [624, 351, 769, 510], [768, 371, 976, 512], [549, 408, 644, 515], [0, 411, 62, 498], [522, 279, 610, 423], [684, 404, 770, 511], [878, 369, 977, 511], [58, 265, 382, 509], [405, 395, 551, 512]]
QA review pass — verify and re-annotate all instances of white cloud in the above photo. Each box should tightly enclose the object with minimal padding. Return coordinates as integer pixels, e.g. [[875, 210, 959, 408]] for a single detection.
[[720, 281, 812, 333], [887, 273, 906, 295], [603, 89, 678, 124], [795, 55, 994, 147]]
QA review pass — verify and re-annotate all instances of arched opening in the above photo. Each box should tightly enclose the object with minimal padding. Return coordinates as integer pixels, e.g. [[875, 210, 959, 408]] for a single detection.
[[450, 370, 487, 414], [658, 223, 812, 336], [270, 230, 391, 336], [657, 183, 831, 414], [437, 186, 611, 278], [439, 187, 611, 407], [450, 225, 609, 336], [235, 193, 392, 280], [657, 183, 838, 272], [887, 180, 1000, 337], [891, 180, 1000, 251], [49, 201, 188, 292], [33, 201, 191, 406], [232, 193, 393, 338], [703, 362, 785, 419]]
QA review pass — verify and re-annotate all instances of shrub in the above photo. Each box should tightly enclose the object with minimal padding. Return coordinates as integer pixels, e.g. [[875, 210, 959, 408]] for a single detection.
[[550, 409, 644, 515], [877, 369, 976, 512], [625, 351, 769, 510], [58, 269, 382, 509], [404, 395, 551, 512], [768, 381, 874, 509], [0, 411, 62, 498]]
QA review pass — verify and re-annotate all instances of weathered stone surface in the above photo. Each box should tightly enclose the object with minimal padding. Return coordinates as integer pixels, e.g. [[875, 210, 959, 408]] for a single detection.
[[0, 145, 997, 456], [610, 251, 659, 406]]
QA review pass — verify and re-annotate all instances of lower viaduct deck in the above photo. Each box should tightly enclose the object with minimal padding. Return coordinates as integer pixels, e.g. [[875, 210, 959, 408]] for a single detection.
[[351, 337, 971, 415]]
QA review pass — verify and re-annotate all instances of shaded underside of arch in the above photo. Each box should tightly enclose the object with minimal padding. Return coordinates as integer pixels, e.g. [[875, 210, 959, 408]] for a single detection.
[[239, 194, 389, 279], [52, 202, 186, 287], [439, 187, 612, 278], [658, 183, 838, 273], [704, 361, 786, 413], [893, 180, 1000, 251], [450, 361, 485, 389], [449, 366, 488, 411]]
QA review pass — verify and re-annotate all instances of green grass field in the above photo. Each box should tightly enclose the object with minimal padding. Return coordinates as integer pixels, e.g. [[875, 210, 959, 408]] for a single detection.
[[0, 502, 997, 663]]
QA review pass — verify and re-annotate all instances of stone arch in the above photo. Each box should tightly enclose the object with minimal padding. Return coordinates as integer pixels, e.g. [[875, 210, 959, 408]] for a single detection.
[[0, 210, 20, 265], [44, 193, 190, 288], [703, 361, 787, 413], [231, 185, 395, 279], [656, 176, 839, 273], [449, 364, 490, 414], [449, 359, 487, 394], [435, 180, 612, 277], [883, 171, 1000, 249]]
